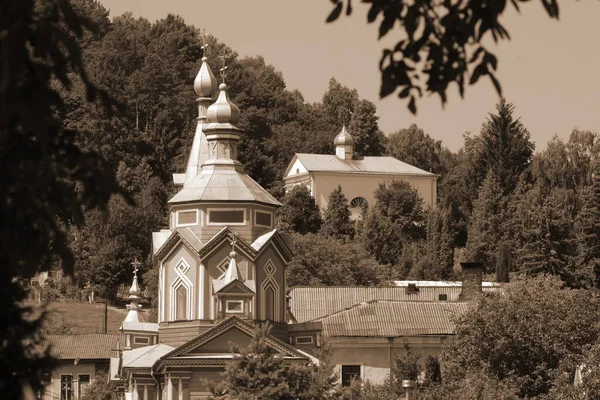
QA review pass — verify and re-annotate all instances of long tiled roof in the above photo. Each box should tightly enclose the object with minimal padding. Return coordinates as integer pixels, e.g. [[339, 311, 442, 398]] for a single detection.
[[289, 285, 500, 323], [293, 154, 435, 176], [315, 301, 469, 337], [38, 334, 124, 360]]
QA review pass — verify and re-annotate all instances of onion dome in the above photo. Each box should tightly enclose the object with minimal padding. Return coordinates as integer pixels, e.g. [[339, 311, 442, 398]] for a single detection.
[[129, 272, 140, 297], [334, 125, 354, 146], [193, 57, 218, 98], [207, 83, 240, 124]]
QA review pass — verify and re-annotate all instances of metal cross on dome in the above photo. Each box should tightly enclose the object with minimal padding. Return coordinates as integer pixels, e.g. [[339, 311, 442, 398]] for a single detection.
[[131, 258, 142, 277], [219, 52, 231, 84], [200, 28, 208, 57]]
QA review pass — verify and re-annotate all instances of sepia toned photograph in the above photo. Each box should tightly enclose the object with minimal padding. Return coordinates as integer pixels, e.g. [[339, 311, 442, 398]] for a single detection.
[[2, 1, 599, 399]]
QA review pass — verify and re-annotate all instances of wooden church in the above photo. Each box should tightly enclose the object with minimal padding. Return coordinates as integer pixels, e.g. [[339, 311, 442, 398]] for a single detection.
[[110, 53, 316, 400]]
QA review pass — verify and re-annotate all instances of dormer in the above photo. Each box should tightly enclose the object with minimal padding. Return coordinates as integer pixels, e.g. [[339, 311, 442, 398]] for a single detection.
[[212, 251, 255, 322]]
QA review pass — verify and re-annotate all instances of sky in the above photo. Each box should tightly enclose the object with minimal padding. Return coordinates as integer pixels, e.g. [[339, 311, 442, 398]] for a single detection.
[[98, 0, 600, 152]]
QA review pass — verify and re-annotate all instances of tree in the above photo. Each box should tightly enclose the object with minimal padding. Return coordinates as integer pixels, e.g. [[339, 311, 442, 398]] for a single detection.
[[326, 0, 565, 114], [478, 99, 534, 196], [575, 164, 600, 288], [465, 172, 505, 273], [1, 1, 123, 397], [347, 99, 385, 157], [386, 124, 444, 174], [321, 185, 354, 240], [215, 324, 338, 400], [400, 208, 454, 280], [440, 275, 600, 398], [287, 233, 381, 287], [277, 186, 322, 234], [362, 180, 426, 265]]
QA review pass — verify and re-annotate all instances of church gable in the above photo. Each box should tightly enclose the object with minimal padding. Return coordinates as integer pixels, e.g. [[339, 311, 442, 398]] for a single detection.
[[216, 280, 254, 295], [164, 316, 303, 359]]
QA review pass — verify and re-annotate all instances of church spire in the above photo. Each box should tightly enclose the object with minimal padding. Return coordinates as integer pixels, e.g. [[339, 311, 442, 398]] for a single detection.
[[222, 233, 242, 285], [184, 31, 217, 186], [124, 259, 143, 323], [202, 54, 243, 169]]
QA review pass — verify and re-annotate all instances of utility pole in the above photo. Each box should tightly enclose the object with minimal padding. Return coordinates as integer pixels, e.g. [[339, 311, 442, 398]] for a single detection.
[[104, 298, 108, 334], [403, 379, 416, 400]]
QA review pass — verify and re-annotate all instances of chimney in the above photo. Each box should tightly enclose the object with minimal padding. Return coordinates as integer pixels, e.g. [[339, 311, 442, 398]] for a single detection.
[[459, 262, 483, 301]]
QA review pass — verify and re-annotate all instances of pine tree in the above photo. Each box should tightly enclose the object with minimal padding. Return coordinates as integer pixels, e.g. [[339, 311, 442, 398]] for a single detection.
[[465, 172, 505, 273], [321, 185, 354, 240], [496, 242, 512, 283], [517, 194, 583, 286], [576, 165, 600, 287], [478, 99, 535, 196], [276, 186, 322, 234]]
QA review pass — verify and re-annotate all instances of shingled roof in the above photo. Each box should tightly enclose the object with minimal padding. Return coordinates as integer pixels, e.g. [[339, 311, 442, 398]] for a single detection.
[[38, 334, 124, 360], [314, 301, 470, 337]]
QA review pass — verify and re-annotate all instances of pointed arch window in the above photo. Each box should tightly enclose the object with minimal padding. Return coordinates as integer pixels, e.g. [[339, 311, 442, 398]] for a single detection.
[[175, 285, 188, 320], [265, 286, 275, 321]]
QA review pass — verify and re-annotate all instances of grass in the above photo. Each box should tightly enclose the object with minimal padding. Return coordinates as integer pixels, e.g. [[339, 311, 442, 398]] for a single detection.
[[32, 300, 154, 335]]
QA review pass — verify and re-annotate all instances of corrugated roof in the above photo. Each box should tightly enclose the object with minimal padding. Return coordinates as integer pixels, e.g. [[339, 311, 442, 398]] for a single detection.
[[168, 168, 281, 206], [294, 154, 435, 176], [316, 301, 469, 337], [289, 286, 459, 323], [290, 284, 501, 323], [394, 281, 502, 288], [39, 334, 124, 360]]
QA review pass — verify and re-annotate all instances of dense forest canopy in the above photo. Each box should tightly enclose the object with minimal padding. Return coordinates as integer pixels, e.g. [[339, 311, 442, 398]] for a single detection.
[[45, 0, 600, 302]]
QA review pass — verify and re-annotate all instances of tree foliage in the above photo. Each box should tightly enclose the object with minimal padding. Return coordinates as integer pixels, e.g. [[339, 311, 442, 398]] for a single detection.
[[326, 0, 564, 114], [362, 180, 426, 265], [386, 124, 444, 175], [287, 233, 382, 287], [214, 324, 339, 400], [277, 186, 322, 235], [440, 275, 600, 398], [321, 185, 355, 240], [0, 0, 122, 397]]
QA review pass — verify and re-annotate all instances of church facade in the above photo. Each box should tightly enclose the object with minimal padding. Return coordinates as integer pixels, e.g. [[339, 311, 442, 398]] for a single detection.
[[283, 126, 437, 220], [111, 55, 315, 400]]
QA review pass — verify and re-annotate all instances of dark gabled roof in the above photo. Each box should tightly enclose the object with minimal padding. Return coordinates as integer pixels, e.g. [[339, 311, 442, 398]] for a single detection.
[[160, 315, 307, 362], [313, 301, 470, 337], [37, 334, 125, 360]]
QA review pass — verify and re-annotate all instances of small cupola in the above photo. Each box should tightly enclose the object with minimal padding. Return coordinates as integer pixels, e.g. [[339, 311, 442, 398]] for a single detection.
[[193, 56, 218, 99], [334, 125, 354, 160]]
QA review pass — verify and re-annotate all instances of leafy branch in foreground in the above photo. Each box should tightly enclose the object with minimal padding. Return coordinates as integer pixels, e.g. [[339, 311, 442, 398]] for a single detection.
[[326, 0, 562, 114]]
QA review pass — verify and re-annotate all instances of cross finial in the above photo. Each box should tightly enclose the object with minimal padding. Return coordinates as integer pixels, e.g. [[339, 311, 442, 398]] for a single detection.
[[219, 52, 231, 84], [200, 28, 208, 57], [131, 258, 142, 277], [229, 231, 239, 254]]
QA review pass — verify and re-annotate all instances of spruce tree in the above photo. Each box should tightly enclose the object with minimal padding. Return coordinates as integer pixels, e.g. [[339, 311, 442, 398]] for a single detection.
[[576, 165, 600, 287], [321, 185, 354, 240], [276, 185, 322, 234], [465, 172, 505, 273]]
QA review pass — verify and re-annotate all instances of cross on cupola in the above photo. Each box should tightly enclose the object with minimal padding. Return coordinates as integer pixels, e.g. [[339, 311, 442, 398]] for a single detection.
[[200, 29, 209, 57], [219, 52, 231, 84], [131, 258, 141, 278]]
